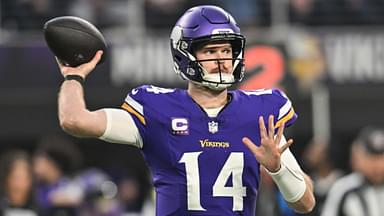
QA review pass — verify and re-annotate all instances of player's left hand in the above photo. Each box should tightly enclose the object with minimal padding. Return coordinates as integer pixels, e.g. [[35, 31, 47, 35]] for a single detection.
[[242, 115, 294, 172]]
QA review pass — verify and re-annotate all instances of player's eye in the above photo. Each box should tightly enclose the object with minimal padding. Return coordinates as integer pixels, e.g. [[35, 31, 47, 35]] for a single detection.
[[204, 49, 216, 55], [223, 48, 232, 54]]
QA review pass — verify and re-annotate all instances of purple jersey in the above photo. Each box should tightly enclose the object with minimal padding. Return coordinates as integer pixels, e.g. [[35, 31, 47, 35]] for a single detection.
[[121, 85, 297, 216]]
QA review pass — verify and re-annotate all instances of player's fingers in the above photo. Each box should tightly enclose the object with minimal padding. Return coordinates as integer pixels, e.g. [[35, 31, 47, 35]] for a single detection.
[[268, 115, 275, 139], [55, 56, 71, 74], [242, 137, 259, 154], [275, 121, 285, 146], [82, 50, 103, 70], [259, 116, 267, 139], [279, 138, 294, 154], [91, 50, 103, 65]]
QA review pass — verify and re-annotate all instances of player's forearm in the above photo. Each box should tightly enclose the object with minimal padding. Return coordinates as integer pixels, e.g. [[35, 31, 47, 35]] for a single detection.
[[58, 80, 90, 137], [288, 174, 316, 213]]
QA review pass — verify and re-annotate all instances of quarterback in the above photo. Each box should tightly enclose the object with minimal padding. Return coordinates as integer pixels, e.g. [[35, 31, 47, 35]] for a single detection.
[[57, 5, 315, 215]]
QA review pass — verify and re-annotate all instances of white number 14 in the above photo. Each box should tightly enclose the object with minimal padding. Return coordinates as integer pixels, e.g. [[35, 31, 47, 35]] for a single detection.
[[179, 152, 246, 211]]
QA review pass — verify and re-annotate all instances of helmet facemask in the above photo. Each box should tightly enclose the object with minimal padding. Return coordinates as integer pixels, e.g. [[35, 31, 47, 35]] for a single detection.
[[172, 33, 245, 91], [192, 57, 234, 91]]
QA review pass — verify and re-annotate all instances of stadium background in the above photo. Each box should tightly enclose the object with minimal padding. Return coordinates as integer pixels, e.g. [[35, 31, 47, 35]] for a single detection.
[[1, 0, 384, 215]]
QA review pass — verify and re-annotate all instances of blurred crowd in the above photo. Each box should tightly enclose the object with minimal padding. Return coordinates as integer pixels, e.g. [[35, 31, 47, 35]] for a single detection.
[[289, 0, 384, 26], [0, 135, 154, 216], [3, 0, 384, 32]]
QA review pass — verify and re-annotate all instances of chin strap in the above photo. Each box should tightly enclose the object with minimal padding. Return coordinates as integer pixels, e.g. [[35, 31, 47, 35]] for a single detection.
[[201, 81, 232, 91]]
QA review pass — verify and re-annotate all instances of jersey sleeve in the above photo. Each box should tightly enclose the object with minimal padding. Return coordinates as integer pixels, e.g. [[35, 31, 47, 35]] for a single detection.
[[271, 88, 298, 128], [120, 85, 150, 141]]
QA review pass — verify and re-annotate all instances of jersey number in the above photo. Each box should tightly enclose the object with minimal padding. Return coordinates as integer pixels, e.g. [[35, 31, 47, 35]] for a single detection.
[[179, 152, 246, 211]]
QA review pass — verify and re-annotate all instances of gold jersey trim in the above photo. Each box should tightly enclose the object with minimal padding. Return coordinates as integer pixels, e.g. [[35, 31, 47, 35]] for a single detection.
[[122, 102, 146, 125]]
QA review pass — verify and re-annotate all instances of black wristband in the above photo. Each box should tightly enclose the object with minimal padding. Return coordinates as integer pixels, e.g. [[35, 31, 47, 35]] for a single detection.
[[64, 75, 84, 85]]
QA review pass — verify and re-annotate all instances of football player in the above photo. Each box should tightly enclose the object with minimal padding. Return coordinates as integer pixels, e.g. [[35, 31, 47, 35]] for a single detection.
[[57, 5, 315, 215]]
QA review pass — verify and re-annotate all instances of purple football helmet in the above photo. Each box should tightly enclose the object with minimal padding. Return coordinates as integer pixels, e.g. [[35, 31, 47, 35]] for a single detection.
[[170, 5, 246, 90]]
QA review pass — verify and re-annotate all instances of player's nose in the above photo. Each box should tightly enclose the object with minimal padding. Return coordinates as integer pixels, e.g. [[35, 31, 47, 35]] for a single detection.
[[216, 61, 229, 73]]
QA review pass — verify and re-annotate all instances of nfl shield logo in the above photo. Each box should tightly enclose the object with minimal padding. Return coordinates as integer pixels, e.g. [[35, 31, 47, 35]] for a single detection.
[[208, 121, 219, 134]]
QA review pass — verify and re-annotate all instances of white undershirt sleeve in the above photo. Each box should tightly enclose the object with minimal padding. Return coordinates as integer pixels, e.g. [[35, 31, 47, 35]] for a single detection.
[[99, 108, 143, 148], [280, 135, 303, 172]]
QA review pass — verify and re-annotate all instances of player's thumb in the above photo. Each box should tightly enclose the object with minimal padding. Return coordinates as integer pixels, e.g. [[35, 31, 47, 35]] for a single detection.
[[91, 50, 103, 65], [242, 137, 258, 154], [82, 50, 103, 72]]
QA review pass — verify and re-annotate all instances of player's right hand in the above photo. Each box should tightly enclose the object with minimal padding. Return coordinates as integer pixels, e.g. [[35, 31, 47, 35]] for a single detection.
[[56, 50, 103, 79], [242, 115, 294, 173]]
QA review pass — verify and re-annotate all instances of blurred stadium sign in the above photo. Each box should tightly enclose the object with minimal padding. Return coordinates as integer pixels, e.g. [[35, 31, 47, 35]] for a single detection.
[[111, 37, 176, 86], [1, 32, 384, 88], [323, 33, 384, 83], [109, 37, 287, 88], [108, 32, 384, 87]]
